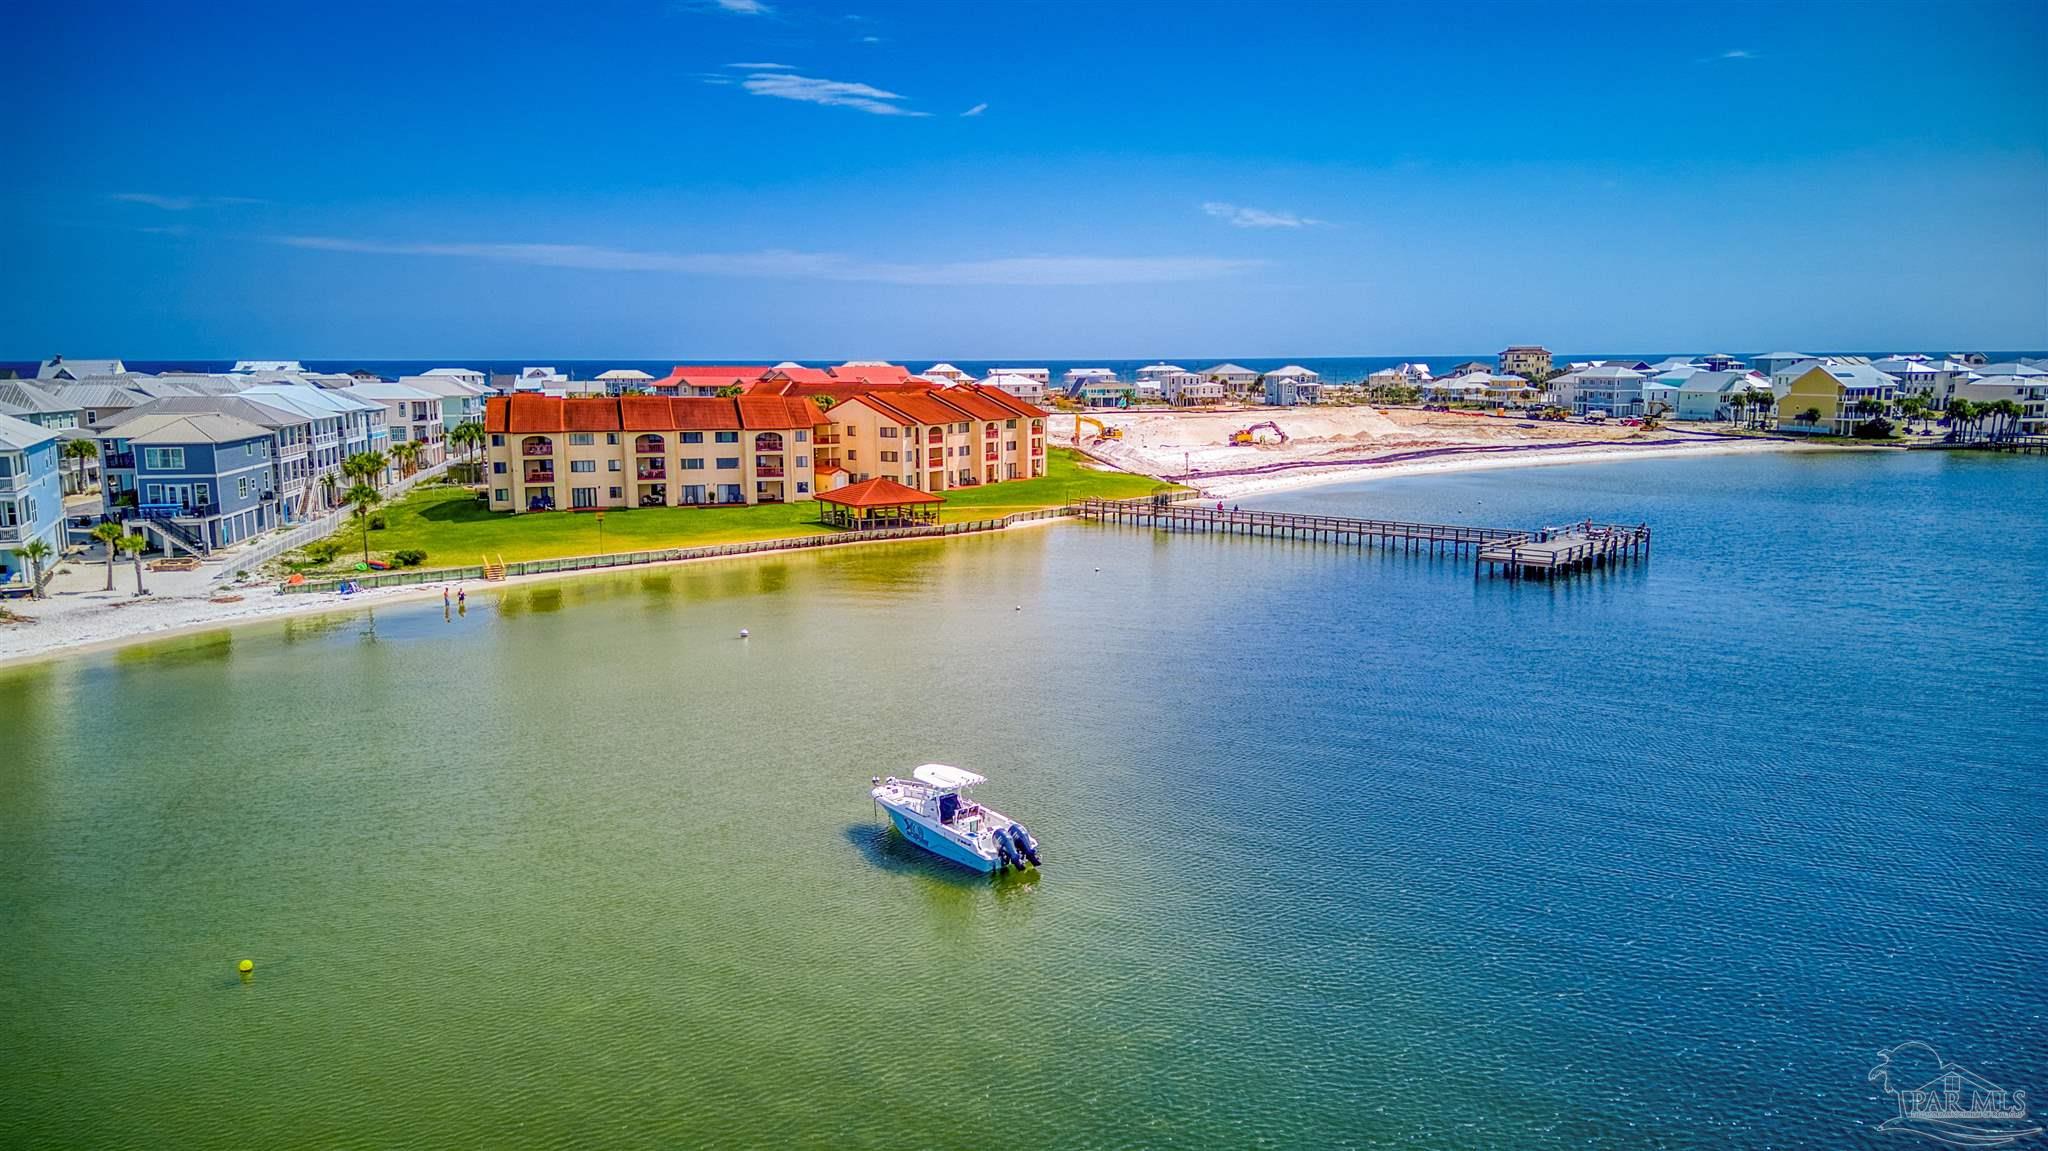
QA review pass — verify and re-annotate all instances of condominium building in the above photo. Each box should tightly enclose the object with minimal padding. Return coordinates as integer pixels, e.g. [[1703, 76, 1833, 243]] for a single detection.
[[821, 385, 1047, 491], [1499, 345, 1552, 379], [483, 394, 829, 511]]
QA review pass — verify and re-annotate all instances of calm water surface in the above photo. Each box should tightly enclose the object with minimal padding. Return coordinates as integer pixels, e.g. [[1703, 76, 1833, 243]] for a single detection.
[[3, 450, 2043, 1148]]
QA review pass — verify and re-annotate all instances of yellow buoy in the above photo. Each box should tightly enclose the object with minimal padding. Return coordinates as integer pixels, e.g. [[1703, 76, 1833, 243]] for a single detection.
[[237, 959, 254, 974]]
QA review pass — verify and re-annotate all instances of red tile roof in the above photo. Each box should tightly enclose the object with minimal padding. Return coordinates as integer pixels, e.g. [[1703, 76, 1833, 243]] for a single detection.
[[762, 366, 837, 386], [816, 476, 945, 507], [486, 394, 819, 434]]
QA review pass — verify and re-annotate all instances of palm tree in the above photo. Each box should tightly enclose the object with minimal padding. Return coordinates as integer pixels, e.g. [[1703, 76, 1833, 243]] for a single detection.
[[391, 440, 422, 477], [64, 439, 98, 494], [1945, 398, 1977, 441], [1988, 398, 2024, 441], [446, 420, 484, 478], [1798, 407, 1823, 429], [120, 533, 149, 596], [1898, 394, 1927, 433], [1747, 390, 1775, 429], [90, 521, 124, 590], [320, 471, 340, 509], [344, 450, 389, 492], [17, 538, 52, 598], [345, 481, 382, 564]]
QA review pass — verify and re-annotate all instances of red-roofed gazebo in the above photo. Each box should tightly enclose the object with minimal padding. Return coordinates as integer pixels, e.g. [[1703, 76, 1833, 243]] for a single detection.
[[815, 476, 945, 529]]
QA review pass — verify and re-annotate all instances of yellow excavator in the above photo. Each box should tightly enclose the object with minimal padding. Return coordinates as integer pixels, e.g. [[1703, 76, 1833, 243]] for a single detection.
[[1072, 415, 1124, 446]]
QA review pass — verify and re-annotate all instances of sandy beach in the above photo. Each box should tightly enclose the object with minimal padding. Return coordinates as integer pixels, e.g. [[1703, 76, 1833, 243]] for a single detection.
[[1050, 406, 1837, 498]]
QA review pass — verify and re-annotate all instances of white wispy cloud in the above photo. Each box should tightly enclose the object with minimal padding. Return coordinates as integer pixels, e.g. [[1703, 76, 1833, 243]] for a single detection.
[[859, 35, 881, 43], [728, 61, 794, 69], [272, 235, 1260, 286], [961, 102, 988, 117], [1701, 49, 1757, 62], [112, 192, 264, 211], [731, 71, 928, 116], [1201, 202, 1328, 229], [712, 0, 772, 14]]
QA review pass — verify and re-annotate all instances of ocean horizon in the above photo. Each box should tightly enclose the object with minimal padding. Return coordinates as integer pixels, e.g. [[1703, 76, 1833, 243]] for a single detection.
[[10, 350, 2048, 385]]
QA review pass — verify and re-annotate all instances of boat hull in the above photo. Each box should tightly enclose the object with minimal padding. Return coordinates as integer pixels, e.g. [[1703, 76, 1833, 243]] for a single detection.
[[881, 806, 998, 873]]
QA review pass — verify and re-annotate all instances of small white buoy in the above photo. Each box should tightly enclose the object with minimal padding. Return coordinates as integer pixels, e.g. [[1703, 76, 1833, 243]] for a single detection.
[[739, 628, 750, 639]]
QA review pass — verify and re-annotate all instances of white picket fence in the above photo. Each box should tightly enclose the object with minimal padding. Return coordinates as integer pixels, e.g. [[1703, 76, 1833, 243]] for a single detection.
[[211, 458, 459, 582]]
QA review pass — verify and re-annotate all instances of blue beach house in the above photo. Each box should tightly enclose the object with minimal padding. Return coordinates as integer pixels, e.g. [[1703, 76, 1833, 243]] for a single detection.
[[98, 412, 276, 555], [0, 412, 65, 586]]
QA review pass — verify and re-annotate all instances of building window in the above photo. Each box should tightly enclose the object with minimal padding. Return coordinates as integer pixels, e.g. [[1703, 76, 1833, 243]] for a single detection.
[[570, 459, 596, 473], [607, 459, 620, 472], [796, 481, 809, 493], [606, 432, 618, 445], [493, 461, 506, 474], [795, 430, 808, 442], [570, 432, 594, 446], [796, 455, 808, 467], [572, 487, 597, 508], [715, 431, 738, 444], [608, 486, 622, 499], [682, 432, 704, 444], [716, 457, 739, 469], [494, 488, 509, 503], [682, 458, 705, 470], [879, 427, 896, 438], [143, 447, 186, 470], [881, 451, 897, 462]]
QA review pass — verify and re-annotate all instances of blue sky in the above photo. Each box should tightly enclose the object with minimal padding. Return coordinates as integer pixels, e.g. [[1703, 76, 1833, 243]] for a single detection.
[[3, 0, 2044, 359]]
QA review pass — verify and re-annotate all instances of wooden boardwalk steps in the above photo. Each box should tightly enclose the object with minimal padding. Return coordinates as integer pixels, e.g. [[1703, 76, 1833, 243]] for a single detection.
[[1074, 497, 1651, 581]]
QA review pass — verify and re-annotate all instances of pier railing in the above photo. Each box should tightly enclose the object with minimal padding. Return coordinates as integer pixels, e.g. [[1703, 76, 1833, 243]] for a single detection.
[[1075, 498, 1650, 579]]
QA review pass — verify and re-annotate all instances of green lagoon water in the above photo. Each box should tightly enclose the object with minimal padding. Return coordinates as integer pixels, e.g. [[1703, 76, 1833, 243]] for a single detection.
[[3, 450, 2044, 1148]]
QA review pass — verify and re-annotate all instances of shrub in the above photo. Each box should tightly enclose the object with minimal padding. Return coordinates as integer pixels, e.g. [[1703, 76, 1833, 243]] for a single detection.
[[1854, 417, 1895, 440], [394, 549, 428, 567], [368, 514, 388, 530], [304, 539, 344, 563]]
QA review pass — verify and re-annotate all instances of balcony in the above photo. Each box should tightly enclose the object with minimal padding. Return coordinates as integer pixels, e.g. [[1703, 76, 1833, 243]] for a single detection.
[[140, 501, 220, 519], [636, 466, 667, 481], [755, 465, 785, 478], [103, 452, 136, 469], [524, 468, 556, 483], [1030, 445, 1044, 456], [813, 433, 840, 446], [522, 445, 553, 457]]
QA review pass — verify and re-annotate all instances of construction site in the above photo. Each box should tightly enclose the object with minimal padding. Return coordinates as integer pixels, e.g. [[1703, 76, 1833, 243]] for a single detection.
[[1049, 406, 1773, 497]]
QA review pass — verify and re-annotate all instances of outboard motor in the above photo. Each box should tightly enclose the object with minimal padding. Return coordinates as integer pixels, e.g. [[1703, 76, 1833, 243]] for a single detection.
[[1009, 823, 1041, 866], [993, 832, 1021, 872]]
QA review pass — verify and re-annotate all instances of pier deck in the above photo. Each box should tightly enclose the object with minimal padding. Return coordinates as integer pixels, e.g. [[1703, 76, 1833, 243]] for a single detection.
[[1075, 497, 1651, 580]]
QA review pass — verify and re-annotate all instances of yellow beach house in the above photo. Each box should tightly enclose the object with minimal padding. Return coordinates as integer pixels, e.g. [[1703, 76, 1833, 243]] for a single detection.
[[1778, 363, 1900, 435]]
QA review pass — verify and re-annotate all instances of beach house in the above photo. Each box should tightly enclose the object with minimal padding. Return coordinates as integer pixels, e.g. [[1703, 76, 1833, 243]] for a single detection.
[[484, 394, 828, 511], [822, 385, 1047, 491], [1202, 363, 1260, 396], [0, 381, 81, 433], [398, 373, 491, 430], [1498, 346, 1552, 379], [0, 413, 65, 587], [1777, 363, 1899, 435], [1572, 366, 1648, 417], [97, 412, 277, 553], [239, 383, 392, 483], [1264, 373, 1320, 405], [977, 372, 1047, 404], [346, 381, 446, 468], [1673, 370, 1764, 421], [1952, 365, 2048, 434], [35, 356, 128, 381], [920, 364, 974, 385], [1751, 352, 1813, 377]]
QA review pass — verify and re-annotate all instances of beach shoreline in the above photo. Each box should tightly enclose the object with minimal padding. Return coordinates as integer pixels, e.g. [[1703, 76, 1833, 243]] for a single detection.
[[0, 437, 1867, 670]]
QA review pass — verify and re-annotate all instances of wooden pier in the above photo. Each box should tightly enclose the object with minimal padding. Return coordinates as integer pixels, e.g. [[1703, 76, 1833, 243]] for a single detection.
[[1074, 497, 1650, 580]]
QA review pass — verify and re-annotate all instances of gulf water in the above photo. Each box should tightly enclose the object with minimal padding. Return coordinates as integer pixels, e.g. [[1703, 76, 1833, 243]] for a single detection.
[[2, 450, 2043, 1148]]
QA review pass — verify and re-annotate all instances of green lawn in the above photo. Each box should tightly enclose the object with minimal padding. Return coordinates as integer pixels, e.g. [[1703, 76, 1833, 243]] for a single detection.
[[300, 449, 1176, 569]]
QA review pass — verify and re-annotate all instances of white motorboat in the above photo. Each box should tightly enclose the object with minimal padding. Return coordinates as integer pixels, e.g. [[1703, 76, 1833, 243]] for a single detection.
[[870, 765, 1041, 874]]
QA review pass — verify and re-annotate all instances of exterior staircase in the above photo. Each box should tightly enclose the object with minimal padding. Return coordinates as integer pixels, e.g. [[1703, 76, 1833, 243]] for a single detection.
[[482, 555, 506, 582], [140, 516, 209, 559]]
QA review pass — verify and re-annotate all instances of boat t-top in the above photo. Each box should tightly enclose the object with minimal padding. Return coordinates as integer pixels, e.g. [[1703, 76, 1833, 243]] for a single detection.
[[871, 765, 1041, 874]]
